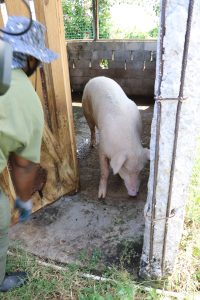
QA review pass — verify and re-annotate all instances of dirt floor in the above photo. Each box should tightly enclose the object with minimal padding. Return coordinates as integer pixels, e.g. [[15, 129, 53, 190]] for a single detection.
[[10, 94, 154, 277]]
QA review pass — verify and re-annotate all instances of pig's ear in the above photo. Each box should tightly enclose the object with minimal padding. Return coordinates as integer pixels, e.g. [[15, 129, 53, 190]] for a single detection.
[[110, 153, 126, 175], [143, 148, 150, 160]]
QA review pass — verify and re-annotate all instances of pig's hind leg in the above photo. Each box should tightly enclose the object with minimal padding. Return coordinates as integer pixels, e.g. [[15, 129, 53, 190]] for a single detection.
[[89, 121, 96, 148], [83, 108, 96, 147], [98, 153, 109, 199]]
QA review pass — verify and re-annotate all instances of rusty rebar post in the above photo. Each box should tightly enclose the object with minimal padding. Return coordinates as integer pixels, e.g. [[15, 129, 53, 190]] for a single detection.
[[149, 0, 167, 267], [161, 0, 195, 274]]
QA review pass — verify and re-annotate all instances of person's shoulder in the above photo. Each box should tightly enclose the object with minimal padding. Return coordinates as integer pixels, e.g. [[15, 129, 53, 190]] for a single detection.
[[11, 69, 37, 95], [11, 68, 29, 80]]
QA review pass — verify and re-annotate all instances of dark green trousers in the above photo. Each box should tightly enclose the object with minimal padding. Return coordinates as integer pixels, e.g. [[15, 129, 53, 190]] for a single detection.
[[0, 190, 11, 284]]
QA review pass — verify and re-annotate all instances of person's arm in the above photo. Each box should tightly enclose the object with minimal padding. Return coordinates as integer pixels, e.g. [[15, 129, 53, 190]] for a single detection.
[[9, 153, 47, 222], [9, 153, 41, 201], [9, 152, 47, 201]]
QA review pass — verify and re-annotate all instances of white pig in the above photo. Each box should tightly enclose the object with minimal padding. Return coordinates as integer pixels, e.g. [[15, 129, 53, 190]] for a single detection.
[[82, 76, 149, 198]]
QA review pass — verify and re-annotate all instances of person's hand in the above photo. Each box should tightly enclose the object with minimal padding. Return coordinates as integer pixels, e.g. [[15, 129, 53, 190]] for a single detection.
[[15, 198, 32, 222]]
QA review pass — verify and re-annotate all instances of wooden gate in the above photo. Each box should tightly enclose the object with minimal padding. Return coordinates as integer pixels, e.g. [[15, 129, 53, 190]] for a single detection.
[[0, 0, 79, 223]]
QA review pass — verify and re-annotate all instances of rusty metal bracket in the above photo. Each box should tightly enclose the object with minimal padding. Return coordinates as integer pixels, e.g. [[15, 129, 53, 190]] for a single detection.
[[146, 209, 176, 222], [155, 96, 188, 102]]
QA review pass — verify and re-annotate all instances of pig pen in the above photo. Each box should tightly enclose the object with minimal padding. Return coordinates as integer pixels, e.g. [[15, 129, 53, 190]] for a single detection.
[[9, 94, 153, 277]]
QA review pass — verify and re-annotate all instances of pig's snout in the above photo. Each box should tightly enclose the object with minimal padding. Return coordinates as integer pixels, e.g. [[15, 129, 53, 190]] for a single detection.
[[127, 188, 138, 197], [124, 177, 140, 197]]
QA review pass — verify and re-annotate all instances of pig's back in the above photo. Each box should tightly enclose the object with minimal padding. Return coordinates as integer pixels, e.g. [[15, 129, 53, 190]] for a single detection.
[[82, 77, 138, 123], [82, 76, 141, 127], [83, 76, 125, 103]]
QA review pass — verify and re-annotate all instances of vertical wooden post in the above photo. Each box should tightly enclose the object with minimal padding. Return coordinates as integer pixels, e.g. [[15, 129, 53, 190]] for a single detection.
[[0, 3, 7, 26], [92, 0, 99, 40], [33, 0, 78, 183], [5, 0, 30, 16]]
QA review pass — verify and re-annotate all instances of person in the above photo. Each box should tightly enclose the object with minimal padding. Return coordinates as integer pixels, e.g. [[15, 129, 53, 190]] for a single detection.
[[0, 16, 58, 292]]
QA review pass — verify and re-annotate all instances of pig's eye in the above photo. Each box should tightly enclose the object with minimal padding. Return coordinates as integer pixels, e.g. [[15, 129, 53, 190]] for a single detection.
[[121, 165, 130, 174], [122, 165, 128, 172]]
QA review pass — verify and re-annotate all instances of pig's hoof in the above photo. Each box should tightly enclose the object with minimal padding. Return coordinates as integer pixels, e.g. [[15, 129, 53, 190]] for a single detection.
[[98, 180, 107, 199], [90, 138, 97, 148], [98, 189, 106, 199], [98, 193, 106, 199], [98, 195, 106, 200], [90, 142, 96, 148]]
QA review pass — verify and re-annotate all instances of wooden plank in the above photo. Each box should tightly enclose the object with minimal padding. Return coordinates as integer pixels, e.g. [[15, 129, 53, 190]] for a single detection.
[[5, 0, 30, 16], [34, 0, 79, 207], [0, 9, 4, 27], [34, 0, 78, 184], [92, 0, 99, 40], [33, 3, 64, 135], [38, 65, 59, 133], [0, 3, 6, 27]]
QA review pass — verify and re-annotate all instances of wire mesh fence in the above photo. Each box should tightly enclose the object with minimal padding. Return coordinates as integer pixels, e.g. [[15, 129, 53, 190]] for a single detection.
[[62, 0, 159, 40], [62, 0, 94, 39]]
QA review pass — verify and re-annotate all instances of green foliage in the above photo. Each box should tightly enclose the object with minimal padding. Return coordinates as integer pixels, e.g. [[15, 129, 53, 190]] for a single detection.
[[148, 27, 159, 38], [78, 248, 103, 271], [62, 0, 159, 40], [187, 138, 200, 224], [144, 288, 161, 300], [166, 138, 200, 293], [62, 0, 113, 39], [98, 0, 113, 39], [124, 31, 150, 39], [99, 59, 109, 69], [79, 270, 139, 300], [0, 246, 154, 300], [62, 0, 93, 39]]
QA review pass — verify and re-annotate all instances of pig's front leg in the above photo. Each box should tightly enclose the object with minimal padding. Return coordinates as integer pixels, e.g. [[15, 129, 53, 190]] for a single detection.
[[98, 153, 109, 199]]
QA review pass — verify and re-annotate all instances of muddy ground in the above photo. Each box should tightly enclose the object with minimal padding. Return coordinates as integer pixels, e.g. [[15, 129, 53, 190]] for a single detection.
[[10, 95, 154, 277]]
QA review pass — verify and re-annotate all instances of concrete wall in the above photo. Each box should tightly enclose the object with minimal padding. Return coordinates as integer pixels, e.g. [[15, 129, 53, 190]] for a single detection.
[[67, 40, 157, 97]]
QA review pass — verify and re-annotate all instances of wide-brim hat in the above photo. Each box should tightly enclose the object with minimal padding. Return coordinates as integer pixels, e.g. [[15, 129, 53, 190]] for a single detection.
[[2, 16, 58, 63]]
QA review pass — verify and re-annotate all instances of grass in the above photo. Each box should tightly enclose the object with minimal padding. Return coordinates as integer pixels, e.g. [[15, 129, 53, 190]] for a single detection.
[[166, 139, 200, 295], [1, 247, 160, 300], [1, 142, 200, 299]]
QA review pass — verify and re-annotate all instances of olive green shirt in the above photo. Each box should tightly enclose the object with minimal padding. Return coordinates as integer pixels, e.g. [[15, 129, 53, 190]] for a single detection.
[[0, 69, 44, 173]]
